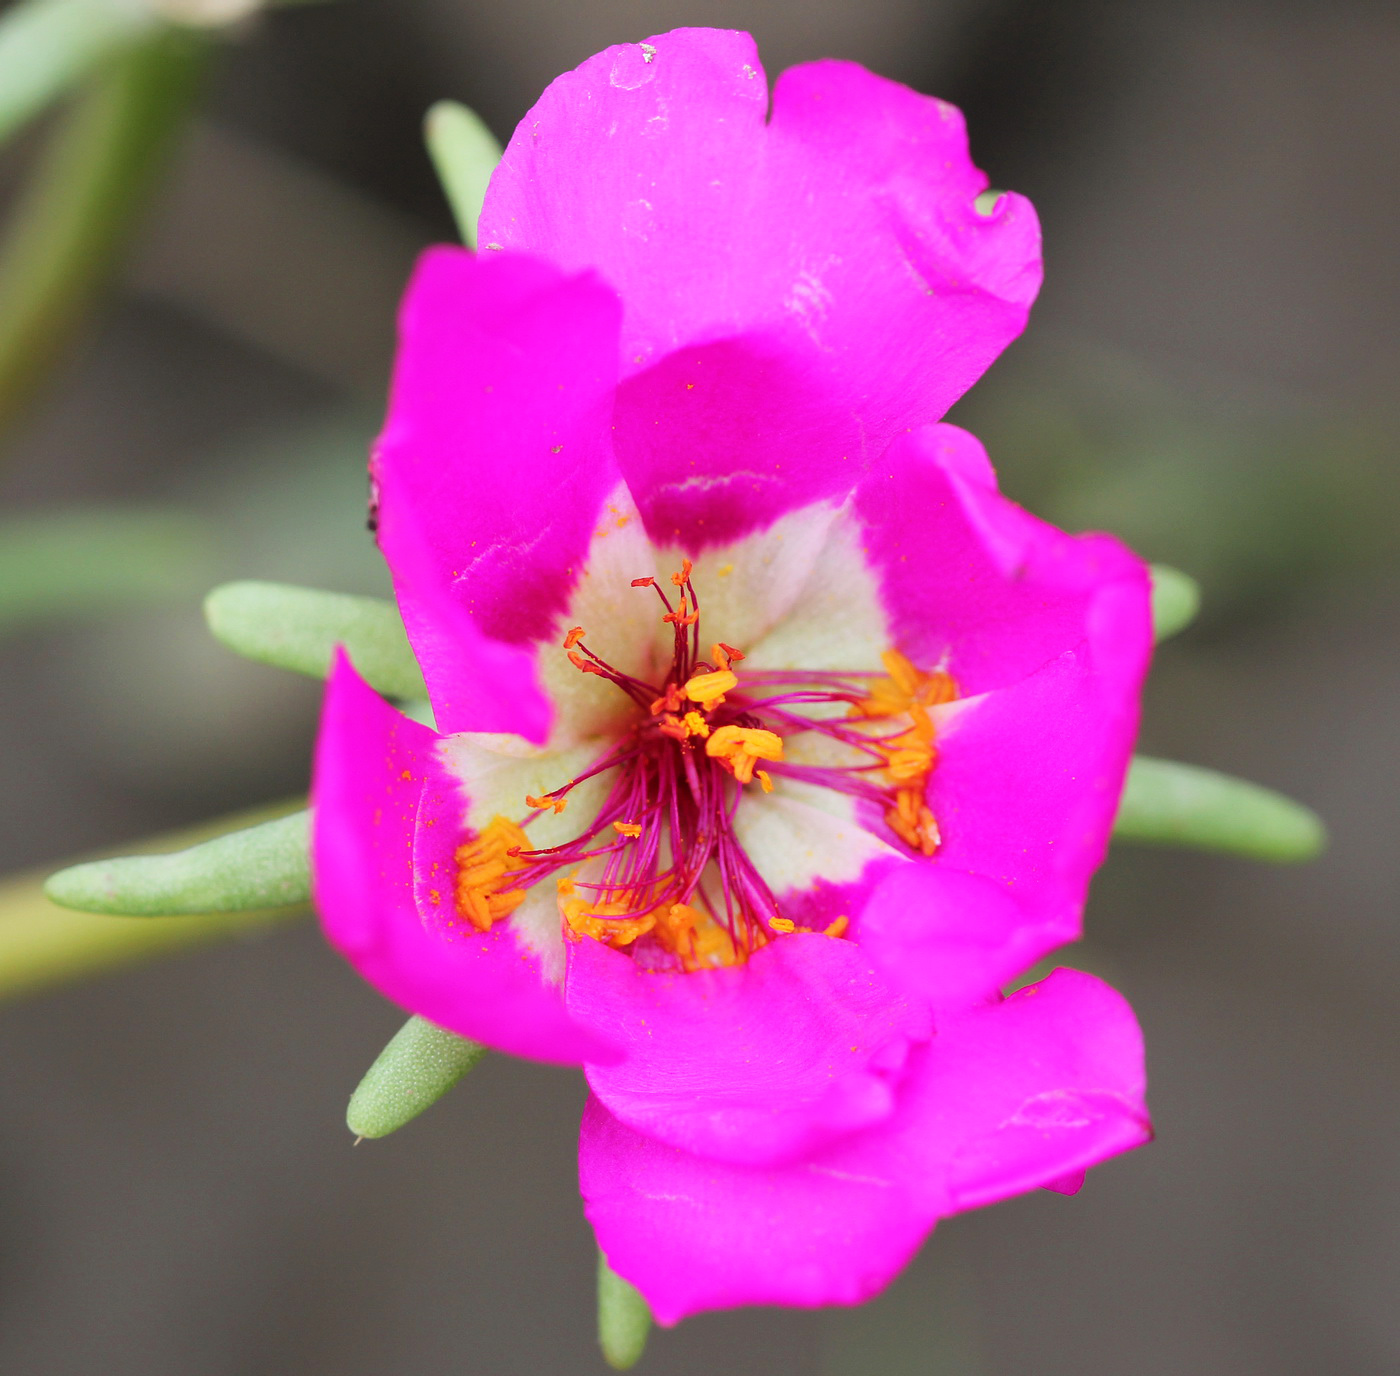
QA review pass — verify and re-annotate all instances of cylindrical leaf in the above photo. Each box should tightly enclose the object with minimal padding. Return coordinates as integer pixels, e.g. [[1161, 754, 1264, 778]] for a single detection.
[[598, 1252, 652, 1371], [0, 799, 309, 1001], [44, 809, 309, 914], [424, 99, 502, 250], [347, 1016, 486, 1140], [1114, 755, 1325, 862], [204, 580, 426, 700], [1149, 563, 1201, 643]]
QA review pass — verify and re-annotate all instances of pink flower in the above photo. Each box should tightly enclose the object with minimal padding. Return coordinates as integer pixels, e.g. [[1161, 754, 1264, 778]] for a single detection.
[[312, 28, 1153, 1324]]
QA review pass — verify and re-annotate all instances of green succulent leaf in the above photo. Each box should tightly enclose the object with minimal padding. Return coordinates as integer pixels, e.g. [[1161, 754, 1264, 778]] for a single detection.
[[1114, 755, 1325, 862], [347, 1016, 486, 1140], [424, 99, 502, 250], [0, 800, 307, 1001], [44, 808, 310, 914], [1149, 563, 1201, 642], [204, 580, 426, 700], [598, 1252, 653, 1371]]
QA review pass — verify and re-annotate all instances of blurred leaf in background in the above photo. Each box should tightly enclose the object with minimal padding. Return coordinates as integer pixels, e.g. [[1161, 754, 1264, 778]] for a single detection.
[[0, 506, 211, 634]]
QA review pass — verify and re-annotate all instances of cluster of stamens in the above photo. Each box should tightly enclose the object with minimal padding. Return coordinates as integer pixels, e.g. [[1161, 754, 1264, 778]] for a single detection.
[[850, 650, 956, 855], [451, 559, 957, 972]]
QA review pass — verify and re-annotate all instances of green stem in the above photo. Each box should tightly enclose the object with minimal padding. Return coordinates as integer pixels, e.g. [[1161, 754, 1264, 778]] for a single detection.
[[0, 21, 210, 445], [0, 0, 155, 145]]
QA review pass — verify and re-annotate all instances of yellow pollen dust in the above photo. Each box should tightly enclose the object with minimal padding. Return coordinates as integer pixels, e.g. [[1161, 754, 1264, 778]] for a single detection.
[[683, 669, 737, 707], [850, 649, 957, 858], [706, 724, 784, 785], [454, 816, 530, 932], [682, 710, 710, 738]]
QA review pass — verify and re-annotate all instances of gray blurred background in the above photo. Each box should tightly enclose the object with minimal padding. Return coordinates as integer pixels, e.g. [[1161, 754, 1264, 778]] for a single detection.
[[0, 0, 1396, 1371]]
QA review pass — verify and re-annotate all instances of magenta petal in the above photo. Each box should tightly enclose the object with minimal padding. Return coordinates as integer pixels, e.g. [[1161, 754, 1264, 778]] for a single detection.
[[854, 423, 1152, 697], [568, 933, 931, 1166], [482, 28, 1041, 546], [856, 863, 1064, 1015], [373, 248, 624, 738], [581, 968, 1148, 1323], [930, 645, 1141, 945], [311, 653, 616, 1064], [941, 972, 1150, 1211]]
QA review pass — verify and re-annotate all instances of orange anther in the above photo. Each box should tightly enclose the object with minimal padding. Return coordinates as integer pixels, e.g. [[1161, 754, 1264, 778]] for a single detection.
[[454, 816, 531, 931], [631, 577, 655, 588], [769, 917, 796, 934], [683, 669, 738, 706], [563, 626, 585, 649], [567, 651, 605, 676], [613, 821, 642, 838], [823, 916, 850, 939], [706, 725, 783, 784], [563, 900, 656, 949], [525, 793, 567, 815], [670, 558, 693, 587], [919, 670, 958, 706], [884, 744, 934, 782], [881, 649, 922, 696], [657, 714, 689, 741], [718, 643, 745, 664]]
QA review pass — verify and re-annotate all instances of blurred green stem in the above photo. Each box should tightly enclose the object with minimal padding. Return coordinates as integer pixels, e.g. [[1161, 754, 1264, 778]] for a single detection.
[[0, 0, 155, 144], [0, 21, 210, 445]]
